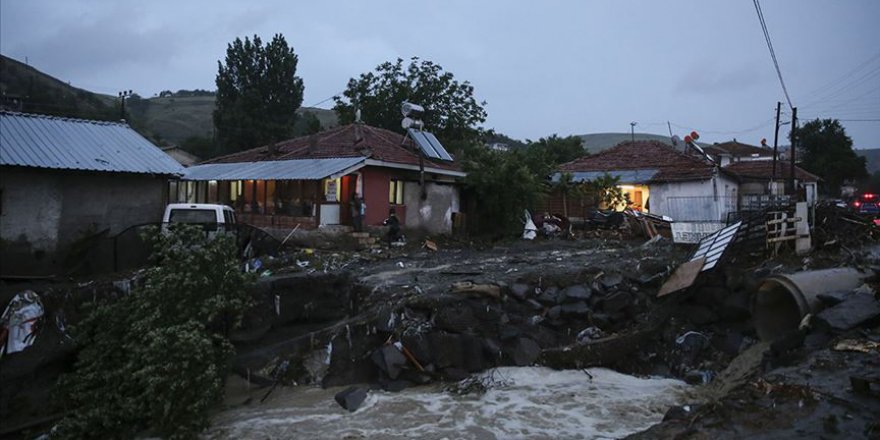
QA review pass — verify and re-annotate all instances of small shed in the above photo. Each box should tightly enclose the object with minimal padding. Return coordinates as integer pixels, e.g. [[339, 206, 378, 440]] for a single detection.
[[0, 111, 184, 276]]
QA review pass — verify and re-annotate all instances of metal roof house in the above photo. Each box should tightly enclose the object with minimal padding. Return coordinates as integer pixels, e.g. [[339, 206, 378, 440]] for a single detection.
[[0, 111, 184, 276], [176, 122, 466, 233], [551, 140, 740, 223]]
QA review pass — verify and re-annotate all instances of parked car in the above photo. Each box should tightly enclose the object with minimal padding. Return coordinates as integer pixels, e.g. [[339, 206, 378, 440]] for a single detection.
[[858, 202, 880, 216], [162, 203, 237, 232]]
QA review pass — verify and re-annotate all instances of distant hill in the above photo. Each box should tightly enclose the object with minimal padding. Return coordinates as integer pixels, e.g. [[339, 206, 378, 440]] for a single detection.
[[856, 148, 880, 175], [0, 54, 338, 148], [0, 54, 118, 121], [126, 94, 338, 145], [577, 132, 676, 153]]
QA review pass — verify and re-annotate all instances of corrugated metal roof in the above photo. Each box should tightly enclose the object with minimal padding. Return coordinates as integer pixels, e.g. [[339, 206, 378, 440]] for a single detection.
[[182, 157, 366, 181], [0, 111, 184, 175], [551, 169, 659, 184]]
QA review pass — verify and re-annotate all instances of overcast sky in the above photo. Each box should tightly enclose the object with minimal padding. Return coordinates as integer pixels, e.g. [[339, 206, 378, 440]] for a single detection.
[[2, 1, 878, 147]]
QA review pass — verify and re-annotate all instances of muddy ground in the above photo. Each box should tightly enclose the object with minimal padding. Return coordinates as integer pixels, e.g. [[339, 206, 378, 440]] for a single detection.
[[1, 231, 879, 439]]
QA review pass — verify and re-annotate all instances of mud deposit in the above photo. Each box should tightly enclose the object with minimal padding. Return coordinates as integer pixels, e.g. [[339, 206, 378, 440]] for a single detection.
[[207, 367, 691, 440]]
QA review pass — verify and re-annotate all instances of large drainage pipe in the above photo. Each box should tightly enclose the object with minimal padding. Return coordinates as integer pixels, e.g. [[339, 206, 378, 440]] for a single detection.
[[753, 267, 870, 341]]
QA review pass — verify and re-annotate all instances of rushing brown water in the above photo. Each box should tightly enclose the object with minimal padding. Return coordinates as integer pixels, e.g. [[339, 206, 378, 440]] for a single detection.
[[205, 367, 690, 440]]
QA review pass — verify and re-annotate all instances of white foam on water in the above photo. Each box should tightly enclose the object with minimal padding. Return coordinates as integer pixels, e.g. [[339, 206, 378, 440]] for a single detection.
[[205, 367, 689, 440]]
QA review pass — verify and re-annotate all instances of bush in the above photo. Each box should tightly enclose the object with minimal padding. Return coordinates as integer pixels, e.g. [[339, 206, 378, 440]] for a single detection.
[[55, 226, 253, 439], [463, 148, 549, 237]]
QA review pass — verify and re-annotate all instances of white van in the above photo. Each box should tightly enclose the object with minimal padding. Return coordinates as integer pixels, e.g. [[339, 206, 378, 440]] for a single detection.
[[162, 203, 236, 232]]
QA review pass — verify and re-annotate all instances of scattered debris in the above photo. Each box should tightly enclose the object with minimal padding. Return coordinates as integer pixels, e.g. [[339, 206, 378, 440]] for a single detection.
[[1, 290, 45, 357], [833, 339, 880, 354], [522, 210, 537, 240], [450, 281, 502, 299], [424, 239, 438, 251]]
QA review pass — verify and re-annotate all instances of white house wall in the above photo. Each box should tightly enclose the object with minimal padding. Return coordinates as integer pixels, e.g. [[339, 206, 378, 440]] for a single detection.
[[649, 174, 739, 222], [402, 181, 460, 234]]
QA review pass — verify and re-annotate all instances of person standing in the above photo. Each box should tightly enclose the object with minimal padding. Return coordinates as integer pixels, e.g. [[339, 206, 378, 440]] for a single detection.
[[351, 194, 363, 232], [383, 208, 400, 247]]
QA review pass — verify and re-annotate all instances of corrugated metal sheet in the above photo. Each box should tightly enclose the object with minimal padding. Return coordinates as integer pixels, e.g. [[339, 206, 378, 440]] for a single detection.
[[0, 111, 184, 175], [182, 157, 366, 181], [551, 169, 659, 183], [690, 221, 742, 271]]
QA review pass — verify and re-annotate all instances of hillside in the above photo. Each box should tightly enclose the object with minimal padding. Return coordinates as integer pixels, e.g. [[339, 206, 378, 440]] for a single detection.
[[1, 54, 338, 147], [577, 132, 675, 153], [0, 54, 118, 121], [127, 94, 338, 146], [857, 148, 880, 175]]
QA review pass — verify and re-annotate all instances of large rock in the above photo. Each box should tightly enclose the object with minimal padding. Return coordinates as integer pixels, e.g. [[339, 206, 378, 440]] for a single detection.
[[816, 292, 880, 331], [560, 301, 590, 316], [429, 333, 465, 369], [510, 283, 531, 300], [508, 337, 541, 366], [537, 287, 559, 305], [561, 285, 592, 302], [371, 344, 408, 379], [602, 291, 633, 313], [335, 386, 368, 412]]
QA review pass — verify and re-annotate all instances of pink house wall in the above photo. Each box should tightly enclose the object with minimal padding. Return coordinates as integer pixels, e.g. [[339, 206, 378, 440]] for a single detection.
[[360, 166, 407, 227]]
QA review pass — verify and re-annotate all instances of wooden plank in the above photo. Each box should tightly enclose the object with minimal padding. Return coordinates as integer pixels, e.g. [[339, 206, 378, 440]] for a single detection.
[[658, 257, 706, 297]]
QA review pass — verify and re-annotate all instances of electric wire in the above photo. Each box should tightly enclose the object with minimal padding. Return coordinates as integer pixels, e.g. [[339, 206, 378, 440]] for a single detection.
[[753, 0, 793, 109]]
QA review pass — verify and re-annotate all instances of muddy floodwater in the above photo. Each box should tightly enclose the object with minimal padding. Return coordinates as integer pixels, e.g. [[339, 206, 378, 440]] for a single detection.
[[206, 367, 690, 440]]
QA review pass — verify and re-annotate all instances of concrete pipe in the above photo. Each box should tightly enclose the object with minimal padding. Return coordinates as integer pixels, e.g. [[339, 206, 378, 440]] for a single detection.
[[753, 267, 870, 341]]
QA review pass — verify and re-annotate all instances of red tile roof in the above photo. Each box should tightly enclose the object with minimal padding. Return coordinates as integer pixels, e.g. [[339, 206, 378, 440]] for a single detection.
[[201, 123, 460, 171], [559, 140, 717, 182], [710, 141, 773, 158], [723, 160, 820, 182]]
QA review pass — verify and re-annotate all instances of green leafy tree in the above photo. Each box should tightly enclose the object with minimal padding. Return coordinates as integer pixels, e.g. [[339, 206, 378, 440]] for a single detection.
[[796, 118, 867, 194], [525, 134, 585, 166], [292, 111, 323, 136], [333, 57, 487, 149], [462, 148, 549, 236], [588, 173, 628, 209], [56, 226, 253, 439], [214, 34, 304, 154], [553, 172, 591, 218]]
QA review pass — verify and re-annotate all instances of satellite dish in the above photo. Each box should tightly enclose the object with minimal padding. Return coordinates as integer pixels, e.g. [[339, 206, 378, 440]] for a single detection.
[[671, 135, 682, 146]]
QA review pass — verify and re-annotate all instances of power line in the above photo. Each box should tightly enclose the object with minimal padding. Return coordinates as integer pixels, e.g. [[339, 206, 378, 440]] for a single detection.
[[801, 51, 880, 106], [753, 0, 793, 109]]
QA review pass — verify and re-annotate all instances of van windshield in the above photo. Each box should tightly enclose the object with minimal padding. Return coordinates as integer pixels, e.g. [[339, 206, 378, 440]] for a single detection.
[[168, 209, 216, 224]]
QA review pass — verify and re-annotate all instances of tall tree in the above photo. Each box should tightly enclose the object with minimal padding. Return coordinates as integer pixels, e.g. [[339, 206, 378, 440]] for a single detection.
[[214, 34, 304, 153], [333, 57, 487, 150], [796, 118, 867, 194], [525, 134, 586, 166]]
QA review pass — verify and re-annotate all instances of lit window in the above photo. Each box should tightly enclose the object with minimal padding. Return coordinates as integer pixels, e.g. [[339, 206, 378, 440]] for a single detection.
[[389, 179, 404, 205]]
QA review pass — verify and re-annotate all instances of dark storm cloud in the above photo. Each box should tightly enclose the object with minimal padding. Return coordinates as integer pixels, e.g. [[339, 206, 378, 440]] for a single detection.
[[1, 0, 878, 146]]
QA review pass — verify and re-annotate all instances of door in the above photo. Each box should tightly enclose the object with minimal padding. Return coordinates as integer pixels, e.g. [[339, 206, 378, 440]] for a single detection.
[[339, 175, 358, 226]]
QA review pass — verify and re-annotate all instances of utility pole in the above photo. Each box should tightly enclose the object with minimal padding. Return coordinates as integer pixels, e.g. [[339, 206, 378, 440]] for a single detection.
[[630, 122, 637, 142], [771, 101, 781, 190], [118, 90, 132, 121], [789, 106, 798, 195]]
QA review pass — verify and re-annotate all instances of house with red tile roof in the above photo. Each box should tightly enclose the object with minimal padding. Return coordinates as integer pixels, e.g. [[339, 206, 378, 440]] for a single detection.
[[553, 140, 739, 222], [176, 122, 466, 233], [703, 140, 774, 166], [723, 160, 819, 207]]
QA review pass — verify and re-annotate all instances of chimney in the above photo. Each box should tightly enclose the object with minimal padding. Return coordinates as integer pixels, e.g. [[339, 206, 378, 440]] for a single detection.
[[308, 134, 318, 154]]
